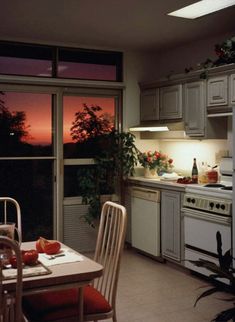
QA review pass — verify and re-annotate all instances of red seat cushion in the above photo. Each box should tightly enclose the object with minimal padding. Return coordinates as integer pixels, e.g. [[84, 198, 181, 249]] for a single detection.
[[22, 285, 112, 321]]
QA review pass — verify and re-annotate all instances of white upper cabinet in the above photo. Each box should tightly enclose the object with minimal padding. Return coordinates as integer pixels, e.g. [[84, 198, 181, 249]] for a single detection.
[[230, 73, 235, 104], [159, 84, 182, 120], [140, 88, 159, 121], [184, 81, 205, 136], [207, 75, 228, 106]]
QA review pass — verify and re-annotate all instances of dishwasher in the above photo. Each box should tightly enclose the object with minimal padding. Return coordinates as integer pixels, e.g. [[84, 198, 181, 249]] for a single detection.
[[131, 186, 161, 257]]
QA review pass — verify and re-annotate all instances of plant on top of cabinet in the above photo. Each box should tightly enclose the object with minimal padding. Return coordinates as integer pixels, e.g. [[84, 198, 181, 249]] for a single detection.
[[185, 36, 235, 79]]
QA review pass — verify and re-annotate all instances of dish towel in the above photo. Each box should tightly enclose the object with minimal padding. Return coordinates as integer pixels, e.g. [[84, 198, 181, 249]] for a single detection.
[[39, 248, 84, 267]]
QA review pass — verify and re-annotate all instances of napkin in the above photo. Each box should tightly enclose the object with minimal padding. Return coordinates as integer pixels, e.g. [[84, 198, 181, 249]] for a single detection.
[[160, 172, 181, 181], [38, 248, 84, 267]]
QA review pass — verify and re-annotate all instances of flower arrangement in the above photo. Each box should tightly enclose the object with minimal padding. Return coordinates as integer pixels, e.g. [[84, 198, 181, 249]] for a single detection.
[[138, 150, 173, 173]]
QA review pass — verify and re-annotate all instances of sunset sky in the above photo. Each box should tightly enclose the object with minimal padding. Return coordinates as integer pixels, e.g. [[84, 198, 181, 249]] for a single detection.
[[3, 92, 115, 145]]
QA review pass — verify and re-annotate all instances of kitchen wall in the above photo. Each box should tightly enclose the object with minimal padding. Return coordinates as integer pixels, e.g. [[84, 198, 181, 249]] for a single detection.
[[123, 32, 234, 176], [158, 139, 229, 176]]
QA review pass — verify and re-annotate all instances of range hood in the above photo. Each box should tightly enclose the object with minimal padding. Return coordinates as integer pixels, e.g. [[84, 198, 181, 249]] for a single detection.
[[129, 121, 188, 139], [129, 120, 185, 132], [207, 106, 233, 118]]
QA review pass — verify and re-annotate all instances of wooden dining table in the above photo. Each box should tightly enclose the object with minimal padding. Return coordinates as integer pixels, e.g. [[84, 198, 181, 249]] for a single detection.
[[3, 241, 103, 322]]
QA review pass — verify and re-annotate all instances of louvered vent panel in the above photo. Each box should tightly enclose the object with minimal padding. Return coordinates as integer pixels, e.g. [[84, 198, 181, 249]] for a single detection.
[[63, 203, 97, 253]]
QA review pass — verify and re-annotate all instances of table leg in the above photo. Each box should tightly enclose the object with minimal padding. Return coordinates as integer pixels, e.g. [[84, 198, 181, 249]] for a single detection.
[[78, 287, 84, 322]]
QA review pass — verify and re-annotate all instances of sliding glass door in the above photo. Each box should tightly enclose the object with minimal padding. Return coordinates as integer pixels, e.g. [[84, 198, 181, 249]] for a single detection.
[[62, 89, 122, 251], [0, 87, 56, 241], [0, 85, 122, 245]]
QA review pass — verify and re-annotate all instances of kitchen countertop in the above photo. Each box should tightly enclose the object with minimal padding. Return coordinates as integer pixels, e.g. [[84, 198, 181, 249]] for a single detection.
[[128, 176, 186, 192]]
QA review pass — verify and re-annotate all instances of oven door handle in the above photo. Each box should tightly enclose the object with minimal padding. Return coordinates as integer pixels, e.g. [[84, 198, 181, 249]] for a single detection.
[[181, 207, 231, 225]]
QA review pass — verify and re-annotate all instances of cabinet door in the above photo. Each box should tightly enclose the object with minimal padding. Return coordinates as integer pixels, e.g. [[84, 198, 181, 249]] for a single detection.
[[207, 76, 228, 106], [160, 84, 182, 119], [161, 190, 181, 261], [140, 88, 159, 121], [184, 81, 205, 136], [230, 74, 235, 104]]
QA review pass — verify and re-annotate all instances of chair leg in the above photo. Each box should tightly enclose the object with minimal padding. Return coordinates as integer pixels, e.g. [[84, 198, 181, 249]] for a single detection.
[[113, 311, 117, 322]]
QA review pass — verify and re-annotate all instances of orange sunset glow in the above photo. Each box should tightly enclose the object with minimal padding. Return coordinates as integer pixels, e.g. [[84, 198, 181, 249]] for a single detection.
[[2, 92, 115, 145]]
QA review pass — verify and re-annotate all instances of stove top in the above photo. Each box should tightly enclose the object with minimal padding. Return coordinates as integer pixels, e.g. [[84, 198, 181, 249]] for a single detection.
[[185, 156, 233, 200], [185, 183, 233, 199], [204, 183, 232, 190]]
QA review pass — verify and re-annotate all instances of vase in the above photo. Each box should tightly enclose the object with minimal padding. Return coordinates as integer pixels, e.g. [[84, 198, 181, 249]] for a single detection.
[[144, 167, 159, 179]]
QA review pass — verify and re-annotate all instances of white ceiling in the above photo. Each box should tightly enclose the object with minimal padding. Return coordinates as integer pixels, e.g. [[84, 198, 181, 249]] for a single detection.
[[0, 0, 235, 52]]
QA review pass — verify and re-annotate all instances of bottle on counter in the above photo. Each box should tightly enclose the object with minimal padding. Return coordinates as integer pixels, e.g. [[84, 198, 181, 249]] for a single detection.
[[191, 158, 198, 183], [198, 161, 208, 184]]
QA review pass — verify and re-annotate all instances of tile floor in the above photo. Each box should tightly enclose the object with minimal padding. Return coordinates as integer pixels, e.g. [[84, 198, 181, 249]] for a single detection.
[[100, 248, 232, 322]]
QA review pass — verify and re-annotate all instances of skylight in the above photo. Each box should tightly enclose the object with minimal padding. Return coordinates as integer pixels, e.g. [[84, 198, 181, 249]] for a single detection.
[[168, 0, 235, 19]]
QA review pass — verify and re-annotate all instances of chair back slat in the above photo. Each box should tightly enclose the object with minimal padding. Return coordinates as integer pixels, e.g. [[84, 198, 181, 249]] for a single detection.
[[0, 236, 23, 322], [93, 201, 127, 308], [0, 198, 22, 245]]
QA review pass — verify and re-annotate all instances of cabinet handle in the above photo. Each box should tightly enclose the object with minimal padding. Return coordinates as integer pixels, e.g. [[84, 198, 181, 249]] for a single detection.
[[212, 95, 222, 100]]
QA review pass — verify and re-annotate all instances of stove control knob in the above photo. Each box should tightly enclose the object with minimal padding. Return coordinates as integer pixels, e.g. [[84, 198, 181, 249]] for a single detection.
[[187, 197, 191, 203], [209, 202, 214, 208], [191, 198, 195, 204], [216, 203, 220, 209], [221, 204, 225, 210]]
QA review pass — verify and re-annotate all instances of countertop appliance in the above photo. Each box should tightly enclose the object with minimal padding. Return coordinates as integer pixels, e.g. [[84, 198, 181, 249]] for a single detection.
[[181, 157, 232, 277], [131, 187, 161, 258]]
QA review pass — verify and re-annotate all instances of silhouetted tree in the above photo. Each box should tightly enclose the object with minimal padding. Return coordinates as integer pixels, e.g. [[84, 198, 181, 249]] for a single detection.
[[70, 104, 114, 142], [0, 92, 29, 144]]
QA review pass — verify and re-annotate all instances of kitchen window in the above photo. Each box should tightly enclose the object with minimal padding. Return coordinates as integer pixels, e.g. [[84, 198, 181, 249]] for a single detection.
[[0, 41, 123, 81]]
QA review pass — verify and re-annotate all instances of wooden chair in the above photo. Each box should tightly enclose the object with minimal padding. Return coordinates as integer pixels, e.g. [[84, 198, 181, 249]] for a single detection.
[[0, 197, 22, 244], [0, 236, 23, 322], [22, 201, 127, 322]]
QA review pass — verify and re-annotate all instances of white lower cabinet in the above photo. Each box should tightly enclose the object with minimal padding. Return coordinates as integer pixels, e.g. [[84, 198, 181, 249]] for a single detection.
[[131, 187, 161, 257], [161, 190, 181, 262]]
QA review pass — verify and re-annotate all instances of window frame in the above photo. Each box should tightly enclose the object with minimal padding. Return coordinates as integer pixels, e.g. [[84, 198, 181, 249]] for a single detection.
[[0, 76, 124, 241], [0, 41, 123, 82]]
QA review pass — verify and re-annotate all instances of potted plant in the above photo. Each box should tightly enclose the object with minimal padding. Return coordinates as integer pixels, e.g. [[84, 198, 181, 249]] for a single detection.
[[77, 130, 139, 227]]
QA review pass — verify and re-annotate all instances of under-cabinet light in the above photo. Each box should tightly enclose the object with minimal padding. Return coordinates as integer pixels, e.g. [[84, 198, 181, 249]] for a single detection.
[[168, 0, 235, 19], [129, 126, 169, 132]]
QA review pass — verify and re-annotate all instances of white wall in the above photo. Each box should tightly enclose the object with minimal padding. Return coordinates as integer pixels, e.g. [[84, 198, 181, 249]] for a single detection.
[[159, 139, 229, 176], [123, 51, 160, 130], [149, 31, 235, 80]]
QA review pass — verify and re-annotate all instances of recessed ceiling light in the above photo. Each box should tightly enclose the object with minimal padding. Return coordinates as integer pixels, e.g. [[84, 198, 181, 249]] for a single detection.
[[168, 0, 235, 19]]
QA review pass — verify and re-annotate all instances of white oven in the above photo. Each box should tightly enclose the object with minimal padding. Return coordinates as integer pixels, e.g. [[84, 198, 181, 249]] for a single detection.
[[181, 157, 233, 277], [182, 202, 231, 276]]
